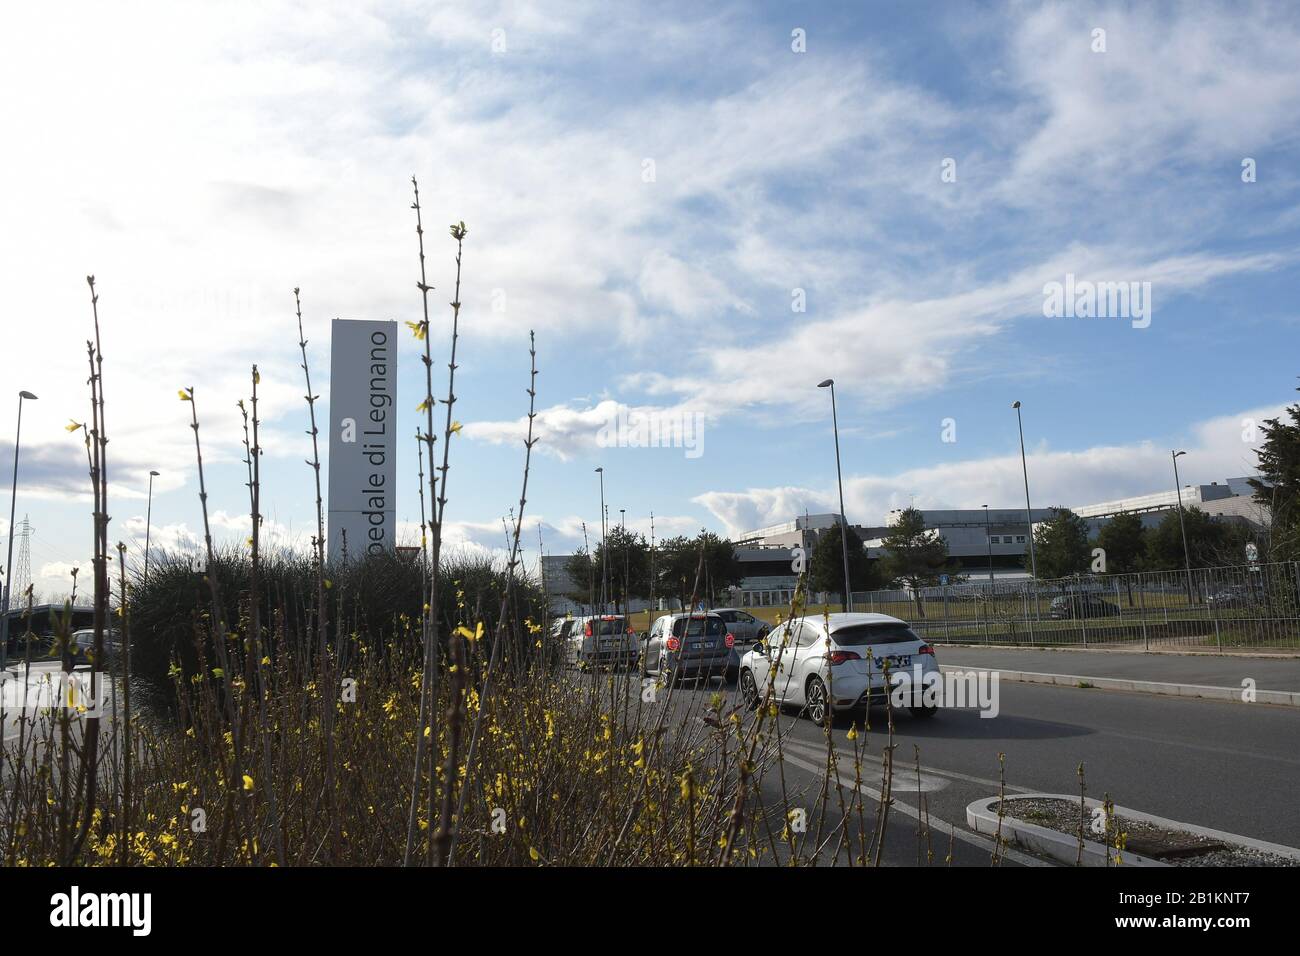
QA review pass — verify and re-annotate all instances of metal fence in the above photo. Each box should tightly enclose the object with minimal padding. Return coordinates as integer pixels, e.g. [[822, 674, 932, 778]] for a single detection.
[[843, 561, 1300, 651]]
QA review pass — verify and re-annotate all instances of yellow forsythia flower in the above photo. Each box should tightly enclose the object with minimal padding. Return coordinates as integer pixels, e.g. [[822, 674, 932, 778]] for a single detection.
[[242, 774, 254, 791]]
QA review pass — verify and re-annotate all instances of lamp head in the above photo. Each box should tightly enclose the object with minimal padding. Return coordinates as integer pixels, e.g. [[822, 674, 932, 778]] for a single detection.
[[595, 466, 603, 474], [1173, 450, 1186, 459], [150, 470, 160, 476], [817, 379, 834, 388], [18, 391, 37, 401], [1011, 400, 1021, 409]]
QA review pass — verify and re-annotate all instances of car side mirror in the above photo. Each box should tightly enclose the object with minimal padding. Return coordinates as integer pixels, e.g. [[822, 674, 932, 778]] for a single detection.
[[753, 640, 767, 656]]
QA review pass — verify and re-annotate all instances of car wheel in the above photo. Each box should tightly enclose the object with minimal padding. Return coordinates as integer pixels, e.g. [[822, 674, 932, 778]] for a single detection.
[[909, 704, 938, 719], [805, 676, 831, 727], [739, 669, 760, 711]]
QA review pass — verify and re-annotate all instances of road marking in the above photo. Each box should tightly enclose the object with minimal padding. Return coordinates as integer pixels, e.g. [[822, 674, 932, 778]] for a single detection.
[[777, 747, 1051, 867], [777, 732, 1037, 796], [781, 739, 952, 792]]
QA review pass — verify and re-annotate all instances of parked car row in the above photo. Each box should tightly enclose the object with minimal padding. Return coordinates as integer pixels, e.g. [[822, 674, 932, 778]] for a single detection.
[[551, 608, 940, 728]]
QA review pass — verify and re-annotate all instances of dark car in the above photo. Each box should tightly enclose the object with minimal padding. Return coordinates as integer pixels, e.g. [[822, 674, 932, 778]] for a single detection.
[[1048, 593, 1121, 620], [1206, 586, 1261, 610]]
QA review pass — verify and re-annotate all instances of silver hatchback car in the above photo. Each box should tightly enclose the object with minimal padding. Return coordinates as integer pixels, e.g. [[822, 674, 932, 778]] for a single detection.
[[565, 615, 638, 670], [645, 612, 734, 685]]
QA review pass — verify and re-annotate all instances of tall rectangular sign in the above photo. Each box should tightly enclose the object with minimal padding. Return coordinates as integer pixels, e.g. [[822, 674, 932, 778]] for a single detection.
[[327, 319, 397, 562]]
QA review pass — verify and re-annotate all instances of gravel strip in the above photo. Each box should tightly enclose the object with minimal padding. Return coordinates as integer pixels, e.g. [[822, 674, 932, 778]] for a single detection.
[[991, 797, 1298, 867]]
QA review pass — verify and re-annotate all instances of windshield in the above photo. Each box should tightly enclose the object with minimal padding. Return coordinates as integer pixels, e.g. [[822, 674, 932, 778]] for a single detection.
[[830, 623, 921, 646], [672, 617, 725, 638]]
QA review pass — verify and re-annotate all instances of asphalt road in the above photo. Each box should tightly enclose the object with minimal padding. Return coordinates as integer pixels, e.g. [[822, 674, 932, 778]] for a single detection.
[[619, 663, 1300, 863], [934, 645, 1300, 691]]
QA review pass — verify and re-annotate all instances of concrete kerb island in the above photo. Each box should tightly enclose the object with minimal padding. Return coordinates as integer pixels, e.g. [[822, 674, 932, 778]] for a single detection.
[[966, 793, 1300, 867], [937, 664, 1300, 707]]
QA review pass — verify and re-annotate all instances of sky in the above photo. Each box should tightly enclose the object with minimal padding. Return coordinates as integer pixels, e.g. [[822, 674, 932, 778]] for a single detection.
[[2, 0, 1299, 600]]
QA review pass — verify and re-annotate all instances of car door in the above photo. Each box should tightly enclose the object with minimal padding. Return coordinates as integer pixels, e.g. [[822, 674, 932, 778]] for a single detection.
[[748, 621, 782, 691], [784, 620, 823, 705], [773, 621, 806, 703], [645, 616, 660, 664]]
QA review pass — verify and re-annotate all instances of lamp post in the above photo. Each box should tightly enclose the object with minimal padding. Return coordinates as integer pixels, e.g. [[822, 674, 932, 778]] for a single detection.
[[2, 390, 38, 669], [983, 504, 994, 586], [1011, 401, 1038, 581], [620, 508, 628, 616], [144, 470, 160, 584], [595, 467, 608, 614], [818, 379, 852, 612], [1171, 450, 1195, 603]]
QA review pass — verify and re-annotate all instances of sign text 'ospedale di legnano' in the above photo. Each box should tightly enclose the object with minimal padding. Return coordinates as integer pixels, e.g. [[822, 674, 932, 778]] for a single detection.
[[326, 318, 397, 562]]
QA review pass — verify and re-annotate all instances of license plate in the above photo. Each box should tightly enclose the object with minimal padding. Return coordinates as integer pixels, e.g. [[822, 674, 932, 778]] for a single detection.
[[700, 641, 715, 650], [873, 654, 911, 669]]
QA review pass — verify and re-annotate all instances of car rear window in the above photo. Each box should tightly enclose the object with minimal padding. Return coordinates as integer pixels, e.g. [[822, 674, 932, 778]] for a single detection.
[[672, 617, 725, 638], [831, 623, 921, 646], [593, 619, 627, 635]]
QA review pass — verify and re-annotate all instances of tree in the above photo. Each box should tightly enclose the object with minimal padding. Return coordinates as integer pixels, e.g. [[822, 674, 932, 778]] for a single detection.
[[809, 523, 878, 608], [879, 508, 956, 618], [1249, 382, 1300, 561], [598, 526, 650, 614], [1146, 506, 1250, 571], [1094, 511, 1147, 606], [653, 532, 740, 609], [1094, 512, 1146, 574], [563, 549, 596, 608], [1032, 507, 1092, 580]]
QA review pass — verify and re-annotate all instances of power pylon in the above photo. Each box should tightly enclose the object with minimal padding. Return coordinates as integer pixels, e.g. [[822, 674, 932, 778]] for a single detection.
[[12, 516, 32, 604]]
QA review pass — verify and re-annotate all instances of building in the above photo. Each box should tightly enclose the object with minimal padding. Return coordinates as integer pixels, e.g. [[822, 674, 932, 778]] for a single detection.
[[1073, 476, 1269, 533], [541, 476, 1270, 613]]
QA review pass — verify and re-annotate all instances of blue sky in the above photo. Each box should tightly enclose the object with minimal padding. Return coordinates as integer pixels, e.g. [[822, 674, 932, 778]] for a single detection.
[[2, 0, 1299, 599]]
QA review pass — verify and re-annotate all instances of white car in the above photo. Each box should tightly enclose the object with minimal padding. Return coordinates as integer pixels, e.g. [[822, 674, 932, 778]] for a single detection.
[[737, 613, 939, 726]]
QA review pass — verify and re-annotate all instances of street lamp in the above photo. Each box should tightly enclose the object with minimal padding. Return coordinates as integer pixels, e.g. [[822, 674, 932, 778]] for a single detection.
[[619, 508, 628, 616], [2, 390, 38, 669], [1011, 401, 1038, 581], [595, 467, 608, 614], [818, 379, 852, 612], [1171, 451, 1195, 603], [983, 505, 994, 586], [144, 470, 161, 584]]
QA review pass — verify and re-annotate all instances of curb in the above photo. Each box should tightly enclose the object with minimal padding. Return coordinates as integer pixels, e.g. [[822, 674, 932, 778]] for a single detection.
[[939, 664, 1300, 707], [966, 793, 1300, 868], [935, 642, 1300, 660]]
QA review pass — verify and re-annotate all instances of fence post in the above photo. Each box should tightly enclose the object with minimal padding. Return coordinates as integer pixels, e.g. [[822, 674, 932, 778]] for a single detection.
[[942, 585, 950, 643], [1209, 569, 1222, 652], [1138, 577, 1148, 651], [1025, 585, 1034, 645]]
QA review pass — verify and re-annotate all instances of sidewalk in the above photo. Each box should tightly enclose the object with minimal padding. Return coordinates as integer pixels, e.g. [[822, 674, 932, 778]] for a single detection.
[[934, 645, 1300, 695]]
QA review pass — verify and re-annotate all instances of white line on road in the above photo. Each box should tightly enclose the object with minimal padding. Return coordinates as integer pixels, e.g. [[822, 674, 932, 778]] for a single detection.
[[776, 747, 1051, 867]]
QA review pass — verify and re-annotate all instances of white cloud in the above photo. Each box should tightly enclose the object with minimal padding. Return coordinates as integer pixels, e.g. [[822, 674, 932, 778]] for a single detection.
[[693, 404, 1283, 537]]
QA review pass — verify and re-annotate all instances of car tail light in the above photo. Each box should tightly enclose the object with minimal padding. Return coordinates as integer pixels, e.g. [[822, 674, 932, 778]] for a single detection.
[[919, 644, 935, 656], [724, 632, 735, 648], [583, 624, 593, 637], [828, 650, 861, 665], [666, 637, 680, 652]]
